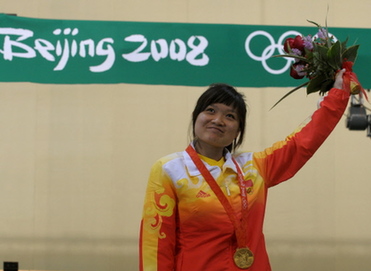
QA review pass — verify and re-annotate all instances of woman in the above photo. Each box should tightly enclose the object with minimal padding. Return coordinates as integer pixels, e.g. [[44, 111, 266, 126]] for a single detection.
[[140, 70, 349, 270]]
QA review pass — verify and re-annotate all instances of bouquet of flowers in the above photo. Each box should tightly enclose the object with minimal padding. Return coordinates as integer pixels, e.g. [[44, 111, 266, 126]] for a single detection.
[[273, 20, 367, 108]]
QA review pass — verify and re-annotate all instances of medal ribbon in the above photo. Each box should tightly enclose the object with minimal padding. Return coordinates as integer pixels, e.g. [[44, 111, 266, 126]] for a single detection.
[[186, 145, 251, 248]]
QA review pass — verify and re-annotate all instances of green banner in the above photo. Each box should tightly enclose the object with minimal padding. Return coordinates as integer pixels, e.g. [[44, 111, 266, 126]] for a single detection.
[[0, 14, 370, 87]]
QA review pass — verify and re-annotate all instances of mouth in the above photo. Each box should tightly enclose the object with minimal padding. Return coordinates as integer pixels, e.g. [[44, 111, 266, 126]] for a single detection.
[[207, 126, 224, 134]]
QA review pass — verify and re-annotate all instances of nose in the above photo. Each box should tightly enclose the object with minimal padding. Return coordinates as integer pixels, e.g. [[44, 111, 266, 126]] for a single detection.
[[211, 114, 225, 126]]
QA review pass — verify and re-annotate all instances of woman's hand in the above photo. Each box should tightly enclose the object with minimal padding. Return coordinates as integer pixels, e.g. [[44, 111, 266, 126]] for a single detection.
[[333, 69, 345, 89]]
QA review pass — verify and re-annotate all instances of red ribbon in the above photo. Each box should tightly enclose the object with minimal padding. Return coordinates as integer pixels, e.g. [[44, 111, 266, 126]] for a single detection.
[[186, 145, 252, 248], [342, 61, 368, 101]]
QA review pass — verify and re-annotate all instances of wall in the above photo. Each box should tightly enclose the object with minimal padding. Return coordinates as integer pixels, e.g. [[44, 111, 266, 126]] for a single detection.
[[1, 1, 371, 270]]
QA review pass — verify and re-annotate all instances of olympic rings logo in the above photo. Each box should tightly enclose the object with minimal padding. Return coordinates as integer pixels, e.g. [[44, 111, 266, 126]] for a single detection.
[[245, 30, 338, 75], [245, 30, 302, 75]]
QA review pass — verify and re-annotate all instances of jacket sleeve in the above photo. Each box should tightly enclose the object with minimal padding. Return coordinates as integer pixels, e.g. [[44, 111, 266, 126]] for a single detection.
[[253, 88, 350, 187], [139, 159, 177, 271]]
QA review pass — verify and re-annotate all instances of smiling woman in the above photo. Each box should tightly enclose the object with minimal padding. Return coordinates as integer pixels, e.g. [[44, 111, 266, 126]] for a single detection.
[[193, 102, 240, 160], [192, 84, 246, 160], [139, 73, 351, 271], [0, 1, 371, 271]]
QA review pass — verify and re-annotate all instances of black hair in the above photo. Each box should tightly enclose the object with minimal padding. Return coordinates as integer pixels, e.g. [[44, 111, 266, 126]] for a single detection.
[[191, 83, 247, 152]]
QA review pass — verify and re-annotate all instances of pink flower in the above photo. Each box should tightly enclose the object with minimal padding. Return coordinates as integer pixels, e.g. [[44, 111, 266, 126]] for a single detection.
[[303, 35, 314, 50], [290, 63, 306, 79], [291, 48, 302, 56], [317, 28, 327, 40]]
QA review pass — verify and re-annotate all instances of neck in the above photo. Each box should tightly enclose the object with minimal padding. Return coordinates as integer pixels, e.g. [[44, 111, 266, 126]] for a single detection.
[[194, 140, 224, 161]]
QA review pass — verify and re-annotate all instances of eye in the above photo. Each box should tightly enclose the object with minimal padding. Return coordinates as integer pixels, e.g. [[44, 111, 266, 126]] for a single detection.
[[226, 113, 237, 120], [204, 106, 215, 113]]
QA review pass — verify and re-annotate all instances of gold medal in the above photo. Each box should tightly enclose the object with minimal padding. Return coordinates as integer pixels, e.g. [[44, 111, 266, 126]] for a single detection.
[[233, 247, 254, 269]]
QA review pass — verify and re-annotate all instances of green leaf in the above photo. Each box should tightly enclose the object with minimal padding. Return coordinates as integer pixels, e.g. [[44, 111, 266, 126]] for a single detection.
[[270, 82, 309, 110], [312, 51, 320, 65], [342, 44, 359, 63], [341, 37, 349, 51], [316, 45, 329, 62], [307, 20, 322, 28], [327, 41, 342, 69], [319, 79, 335, 95], [312, 49, 327, 72], [273, 54, 307, 61], [307, 74, 327, 94]]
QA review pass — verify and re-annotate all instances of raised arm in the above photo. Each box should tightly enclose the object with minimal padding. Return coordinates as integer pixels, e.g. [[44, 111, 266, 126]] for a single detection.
[[254, 70, 350, 187]]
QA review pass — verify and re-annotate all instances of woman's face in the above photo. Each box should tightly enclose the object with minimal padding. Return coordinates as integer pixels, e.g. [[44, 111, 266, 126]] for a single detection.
[[194, 103, 240, 150]]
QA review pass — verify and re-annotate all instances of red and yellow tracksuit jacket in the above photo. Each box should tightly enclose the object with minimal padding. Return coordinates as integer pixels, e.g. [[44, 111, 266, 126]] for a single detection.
[[140, 88, 350, 271]]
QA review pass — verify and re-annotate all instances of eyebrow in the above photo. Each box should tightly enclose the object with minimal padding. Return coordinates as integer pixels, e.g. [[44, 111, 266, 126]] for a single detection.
[[209, 104, 237, 113]]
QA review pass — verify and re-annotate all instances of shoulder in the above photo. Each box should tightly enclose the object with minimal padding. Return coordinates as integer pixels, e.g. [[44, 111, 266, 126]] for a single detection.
[[150, 151, 190, 183], [151, 151, 186, 174], [153, 152, 184, 166]]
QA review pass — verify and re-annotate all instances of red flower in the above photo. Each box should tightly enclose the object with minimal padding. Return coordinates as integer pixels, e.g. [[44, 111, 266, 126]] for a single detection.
[[284, 35, 305, 53], [273, 20, 364, 109]]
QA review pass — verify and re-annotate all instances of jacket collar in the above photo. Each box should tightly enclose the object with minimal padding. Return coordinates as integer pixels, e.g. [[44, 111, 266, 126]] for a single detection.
[[184, 143, 239, 176]]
